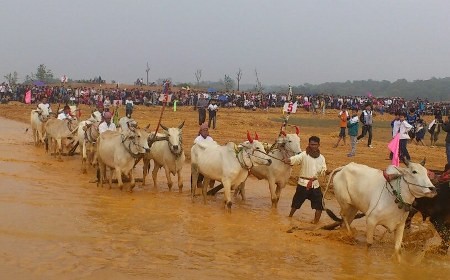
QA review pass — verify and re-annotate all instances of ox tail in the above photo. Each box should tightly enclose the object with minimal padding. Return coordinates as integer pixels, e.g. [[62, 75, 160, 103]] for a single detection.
[[321, 166, 346, 211], [325, 209, 343, 222]]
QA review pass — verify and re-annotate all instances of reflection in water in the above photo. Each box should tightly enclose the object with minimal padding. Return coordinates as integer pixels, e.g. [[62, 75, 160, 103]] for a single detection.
[[0, 117, 449, 279]]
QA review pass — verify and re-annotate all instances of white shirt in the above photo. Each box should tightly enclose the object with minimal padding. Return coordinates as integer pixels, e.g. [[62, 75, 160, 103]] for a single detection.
[[399, 120, 413, 140], [208, 104, 218, 111], [290, 151, 327, 188], [57, 112, 72, 120], [194, 135, 214, 144], [392, 120, 401, 138], [99, 121, 117, 134]]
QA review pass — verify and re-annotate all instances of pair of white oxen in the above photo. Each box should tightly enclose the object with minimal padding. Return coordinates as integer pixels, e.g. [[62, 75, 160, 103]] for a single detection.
[[30, 108, 186, 192]]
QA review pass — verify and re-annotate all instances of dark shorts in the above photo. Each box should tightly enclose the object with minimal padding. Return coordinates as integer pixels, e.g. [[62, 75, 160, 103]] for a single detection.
[[339, 127, 346, 137], [291, 185, 324, 210]]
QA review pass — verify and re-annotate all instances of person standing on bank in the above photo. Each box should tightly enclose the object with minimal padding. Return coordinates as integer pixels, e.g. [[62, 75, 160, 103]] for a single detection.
[[357, 103, 374, 148], [208, 99, 218, 129], [334, 104, 349, 148], [398, 112, 413, 162], [284, 136, 327, 224], [441, 115, 450, 166]]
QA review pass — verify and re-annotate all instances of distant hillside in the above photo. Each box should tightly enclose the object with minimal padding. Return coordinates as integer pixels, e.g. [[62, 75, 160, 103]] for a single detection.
[[240, 78, 450, 101]]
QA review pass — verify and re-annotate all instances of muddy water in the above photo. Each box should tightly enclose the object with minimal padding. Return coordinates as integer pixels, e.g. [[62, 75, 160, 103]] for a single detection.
[[0, 117, 449, 279]]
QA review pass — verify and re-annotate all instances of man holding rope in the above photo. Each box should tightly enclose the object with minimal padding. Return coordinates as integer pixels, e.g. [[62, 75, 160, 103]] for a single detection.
[[284, 136, 327, 224]]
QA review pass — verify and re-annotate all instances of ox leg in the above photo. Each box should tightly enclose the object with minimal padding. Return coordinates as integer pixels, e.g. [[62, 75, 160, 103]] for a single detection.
[[164, 166, 173, 191], [202, 177, 210, 204], [341, 206, 358, 236], [274, 183, 283, 208], [191, 165, 199, 201], [365, 217, 378, 250], [32, 128, 38, 146], [177, 170, 183, 193], [393, 222, 406, 262], [81, 142, 87, 174], [108, 167, 113, 189], [97, 161, 105, 188], [116, 168, 123, 190], [56, 138, 63, 161], [152, 163, 160, 189], [268, 179, 278, 208], [128, 170, 135, 192], [142, 158, 150, 186], [223, 181, 232, 212]]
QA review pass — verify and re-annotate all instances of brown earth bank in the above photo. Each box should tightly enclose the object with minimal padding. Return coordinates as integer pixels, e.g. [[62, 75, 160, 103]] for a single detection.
[[0, 103, 449, 279]]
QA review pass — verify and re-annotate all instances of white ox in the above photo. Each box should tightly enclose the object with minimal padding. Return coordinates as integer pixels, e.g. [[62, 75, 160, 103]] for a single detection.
[[238, 130, 301, 208], [191, 133, 272, 210], [77, 111, 103, 173], [30, 109, 50, 146], [44, 118, 79, 160], [96, 129, 150, 192], [324, 160, 437, 261], [143, 122, 185, 192], [118, 116, 137, 133]]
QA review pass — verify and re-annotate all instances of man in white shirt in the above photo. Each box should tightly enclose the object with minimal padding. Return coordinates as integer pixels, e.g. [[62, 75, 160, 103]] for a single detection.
[[207, 99, 218, 129], [285, 136, 327, 224], [37, 96, 52, 116], [99, 112, 116, 134], [58, 105, 75, 120], [194, 123, 214, 144]]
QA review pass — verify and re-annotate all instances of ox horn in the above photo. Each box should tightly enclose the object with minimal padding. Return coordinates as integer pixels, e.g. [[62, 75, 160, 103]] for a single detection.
[[247, 131, 254, 143], [160, 123, 169, 131], [254, 132, 259, 141], [295, 126, 300, 135], [420, 158, 426, 166], [178, 120, 185, 129], [403, 158, 410, 167]]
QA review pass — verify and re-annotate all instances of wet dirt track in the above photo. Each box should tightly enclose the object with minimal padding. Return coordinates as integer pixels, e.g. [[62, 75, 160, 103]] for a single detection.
[[0, 115, 449, 279]]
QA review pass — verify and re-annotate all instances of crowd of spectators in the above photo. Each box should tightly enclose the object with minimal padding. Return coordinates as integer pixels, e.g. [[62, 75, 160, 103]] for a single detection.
[[0, 82, 448, 117]]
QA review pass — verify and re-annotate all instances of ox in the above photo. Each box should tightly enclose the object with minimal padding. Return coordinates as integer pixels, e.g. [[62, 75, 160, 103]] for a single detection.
[[238, 130, 301, 208], [191, 132, 272, 210], [405, 167, 450, 254], [30, 109, 50, 146], [96, 129, 150, 191], [210, 129, 302, 208], [44, 118, 79, 160], [77, 111, 103, 173], [324, 160, 436, 261], [143, 121, 185, 191]]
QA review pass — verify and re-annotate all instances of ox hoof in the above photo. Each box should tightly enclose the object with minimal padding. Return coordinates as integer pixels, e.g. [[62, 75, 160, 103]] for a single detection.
[[226, 201, 232, 209]]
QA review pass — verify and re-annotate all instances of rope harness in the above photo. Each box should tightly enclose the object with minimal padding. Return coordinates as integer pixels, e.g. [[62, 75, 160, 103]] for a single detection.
[[121, 133, 147, 159]]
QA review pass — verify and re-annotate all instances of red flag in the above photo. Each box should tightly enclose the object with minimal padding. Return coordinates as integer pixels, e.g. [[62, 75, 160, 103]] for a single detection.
[[24, 90, 32, 104], [388, 133, 400, 167]]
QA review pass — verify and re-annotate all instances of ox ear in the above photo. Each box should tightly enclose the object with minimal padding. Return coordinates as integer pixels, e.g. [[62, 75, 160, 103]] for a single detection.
[[247, 131, 254, 143], [420, 158, 426, 166], [160, 124, 169, 131], [178, 120, 185, 130], [295, 126, 300, 135], [254, 132, 259, 141]]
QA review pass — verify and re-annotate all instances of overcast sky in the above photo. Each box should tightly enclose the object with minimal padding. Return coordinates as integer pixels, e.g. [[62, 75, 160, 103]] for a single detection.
[[1, 0, 450, 86]]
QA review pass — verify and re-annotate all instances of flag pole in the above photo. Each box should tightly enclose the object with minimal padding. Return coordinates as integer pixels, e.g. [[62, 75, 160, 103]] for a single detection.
[[279, 84, 293, 137]]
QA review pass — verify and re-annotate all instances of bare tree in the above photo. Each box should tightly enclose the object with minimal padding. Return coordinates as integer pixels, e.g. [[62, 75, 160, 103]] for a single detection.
[[255, 68, 264, 93], [146, 62, 150, 85], [224, 75, 235, 92], [236, 68, 242, 91], [195, 69, 202, 87]]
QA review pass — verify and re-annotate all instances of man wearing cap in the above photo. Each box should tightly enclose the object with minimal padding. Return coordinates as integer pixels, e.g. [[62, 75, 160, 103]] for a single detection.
[[99, 112, 117, 134], [194, 123, 214, 144], [58, 105, 75, 120]]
